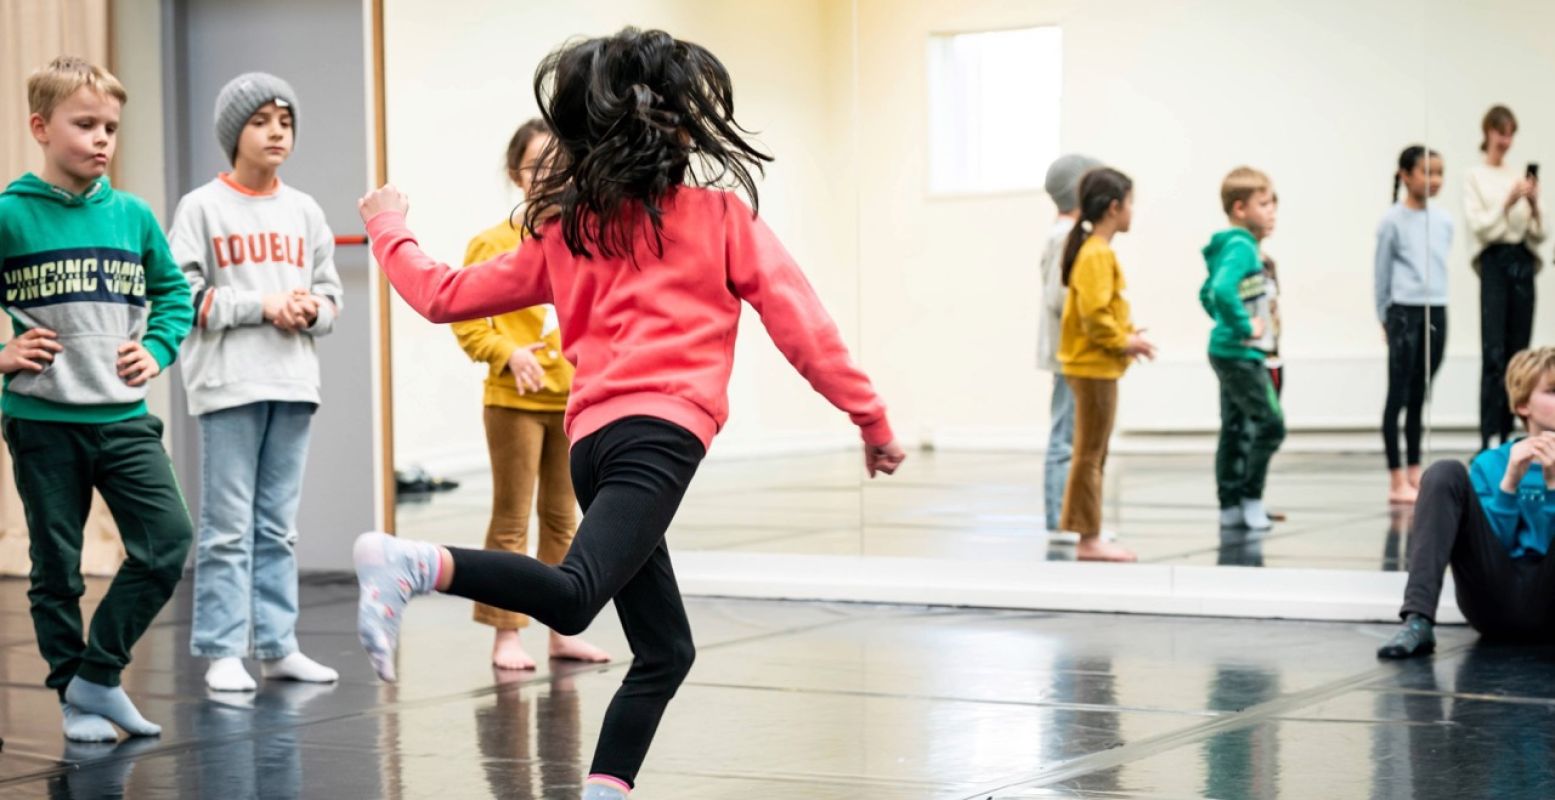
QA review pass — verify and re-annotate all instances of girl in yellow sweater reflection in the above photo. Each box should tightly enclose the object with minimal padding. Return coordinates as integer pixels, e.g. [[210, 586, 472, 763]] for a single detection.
[[1057, 167, 1157, 562], [451, 119, 611, 669]]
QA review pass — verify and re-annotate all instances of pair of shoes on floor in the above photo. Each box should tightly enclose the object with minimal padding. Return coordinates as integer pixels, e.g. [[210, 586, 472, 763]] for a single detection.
[[1377, 614, 1436, 659], [205, 654, 340, 692], [395, 466, 460, 496]]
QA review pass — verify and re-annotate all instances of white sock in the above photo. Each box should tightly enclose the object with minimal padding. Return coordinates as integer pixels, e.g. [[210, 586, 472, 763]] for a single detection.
[[1219, 506, 1245, 527], [205, 657, 257, 692], [262, 652, 339, 684], [1241, 498, 1272, 530]]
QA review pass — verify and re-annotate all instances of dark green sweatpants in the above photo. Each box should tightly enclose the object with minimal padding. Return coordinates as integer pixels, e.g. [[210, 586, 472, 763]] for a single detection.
[[3, 415, 192, 697], [1210, 356, 1286, 509]]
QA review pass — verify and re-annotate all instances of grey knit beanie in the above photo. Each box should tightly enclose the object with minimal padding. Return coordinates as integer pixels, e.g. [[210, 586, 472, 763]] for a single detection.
[[1044, 154, 1103, 213], [214, 72, 298, 164]]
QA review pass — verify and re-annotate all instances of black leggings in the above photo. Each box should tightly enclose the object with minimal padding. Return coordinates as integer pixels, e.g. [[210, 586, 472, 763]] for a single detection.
[[446, 416, 705, 787], [1479, 244, 1537, 449], [1382, 304, 1446, 470], [1401, 461, 1555, 638]]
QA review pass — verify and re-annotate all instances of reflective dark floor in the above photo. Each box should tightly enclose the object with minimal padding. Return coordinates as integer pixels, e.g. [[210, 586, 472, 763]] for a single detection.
[[1, 577, 1552, 798]]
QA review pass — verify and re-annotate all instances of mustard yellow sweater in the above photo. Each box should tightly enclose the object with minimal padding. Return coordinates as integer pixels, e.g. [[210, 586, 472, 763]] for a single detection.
[[1059, 236, 1135, 380], [450, 220, 572, 411]]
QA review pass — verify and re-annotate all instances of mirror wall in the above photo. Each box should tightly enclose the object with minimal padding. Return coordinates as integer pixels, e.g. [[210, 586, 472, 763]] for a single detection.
[[384, 0, 1554, 580], [384, 0, 867, 557], [855, 0, 1442, 570]]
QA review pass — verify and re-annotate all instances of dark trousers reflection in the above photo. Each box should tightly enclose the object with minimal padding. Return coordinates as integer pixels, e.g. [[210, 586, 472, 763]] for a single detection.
[[476, 669, 584, 799], [1374, 644, 1555, 799], [1204, 663, 1280, 799], [1217, 525, 1265, 567]]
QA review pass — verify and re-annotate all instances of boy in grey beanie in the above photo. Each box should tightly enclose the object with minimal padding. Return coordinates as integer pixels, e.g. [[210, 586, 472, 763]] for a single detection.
[[214, 72, 298, 163], [1039, 154, 1103, 540], [168, 71, 342, 692]]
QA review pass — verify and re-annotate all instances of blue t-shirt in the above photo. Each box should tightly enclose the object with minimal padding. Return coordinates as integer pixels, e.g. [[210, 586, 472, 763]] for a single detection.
[[1470, 439, 1555, 559]]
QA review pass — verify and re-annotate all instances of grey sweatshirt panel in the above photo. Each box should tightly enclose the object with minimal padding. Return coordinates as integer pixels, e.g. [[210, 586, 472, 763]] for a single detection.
[[5, 301, 149, 405], [168, 178, 342, 416]]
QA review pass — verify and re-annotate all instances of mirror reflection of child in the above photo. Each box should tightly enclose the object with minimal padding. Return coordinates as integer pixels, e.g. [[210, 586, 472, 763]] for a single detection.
[[1055, 167, 1156, 563], [1375, 146, 1450, 504], [1201, 167, 1286, 531]]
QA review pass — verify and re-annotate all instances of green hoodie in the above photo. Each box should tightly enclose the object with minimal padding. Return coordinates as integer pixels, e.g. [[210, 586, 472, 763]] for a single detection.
[[0, 174, 192, 423], [1199, 227, 1268, 362]]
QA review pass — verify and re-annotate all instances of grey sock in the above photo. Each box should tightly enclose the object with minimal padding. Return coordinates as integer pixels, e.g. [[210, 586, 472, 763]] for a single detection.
[[65, 678, 161, 737], [1241, 498, 1271, 529], [1218, 505, 1245, 526], [61, 702, 117, 743]]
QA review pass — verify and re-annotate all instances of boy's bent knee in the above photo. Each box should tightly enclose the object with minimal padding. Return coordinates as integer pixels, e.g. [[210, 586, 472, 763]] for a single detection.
[[1420, 460, 1470, 494]]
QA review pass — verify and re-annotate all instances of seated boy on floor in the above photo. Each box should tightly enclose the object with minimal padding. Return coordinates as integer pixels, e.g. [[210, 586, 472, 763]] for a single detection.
[[1380, 346, 1555, 658]]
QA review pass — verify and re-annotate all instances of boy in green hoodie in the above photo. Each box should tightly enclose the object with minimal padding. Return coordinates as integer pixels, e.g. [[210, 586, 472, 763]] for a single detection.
[[0, 57, 193, 742], [1200, 166, 1286, 530]]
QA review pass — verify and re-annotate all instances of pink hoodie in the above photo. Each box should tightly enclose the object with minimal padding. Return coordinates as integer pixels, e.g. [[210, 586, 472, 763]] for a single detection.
[[367, 187, 892, 451]]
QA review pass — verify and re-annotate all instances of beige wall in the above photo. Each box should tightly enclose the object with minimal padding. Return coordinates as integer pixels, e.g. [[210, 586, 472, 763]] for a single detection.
[[0, 0, 123, 576]]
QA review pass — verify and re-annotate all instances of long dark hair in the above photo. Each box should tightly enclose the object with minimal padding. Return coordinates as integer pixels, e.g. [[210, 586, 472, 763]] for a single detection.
[[1393, 145, 1438, 202], [1060, 167, 1132, 287], [522, 27, 773, 262]]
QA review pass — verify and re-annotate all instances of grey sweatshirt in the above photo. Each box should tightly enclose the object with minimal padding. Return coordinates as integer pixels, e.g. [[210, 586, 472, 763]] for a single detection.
[[167, 176, 343, 416]]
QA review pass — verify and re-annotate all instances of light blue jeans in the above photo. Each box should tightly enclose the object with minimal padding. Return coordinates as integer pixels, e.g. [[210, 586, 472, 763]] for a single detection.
[[1043, 373, 1075, 531], [191, 401, 315, 659]]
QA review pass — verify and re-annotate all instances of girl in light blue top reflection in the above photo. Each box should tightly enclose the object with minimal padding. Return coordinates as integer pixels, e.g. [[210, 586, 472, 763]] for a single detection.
[[1375, 145, 1451, 505]]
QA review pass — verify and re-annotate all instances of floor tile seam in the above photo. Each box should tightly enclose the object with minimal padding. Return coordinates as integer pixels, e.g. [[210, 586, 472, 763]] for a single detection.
[[688, 528, 859, 551], [858, 511, 1379, 535], [675, 678, 1231, 718], [632, 764, 959, 791], [1140, 511, 1403, 563], [951, 641, 1476, 799], [1358, 686, 1555, 707]]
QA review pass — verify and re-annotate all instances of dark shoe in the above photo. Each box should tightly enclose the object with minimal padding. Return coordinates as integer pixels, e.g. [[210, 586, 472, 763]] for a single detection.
[[1377, 614, 1436, 659]]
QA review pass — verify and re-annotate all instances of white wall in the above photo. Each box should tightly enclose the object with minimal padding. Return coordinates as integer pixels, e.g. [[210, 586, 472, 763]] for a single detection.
[[855, 0, 1555, 445], [383, 0, 861, 471]]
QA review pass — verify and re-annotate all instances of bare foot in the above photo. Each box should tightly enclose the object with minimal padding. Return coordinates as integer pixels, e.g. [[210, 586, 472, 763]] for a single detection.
[[492, 629, 537, 671], [1407, 465, 1424, 489], [1076, 537, 1137, 562], [1388, 470, 1418, 505], [549, 632, 611, 663]]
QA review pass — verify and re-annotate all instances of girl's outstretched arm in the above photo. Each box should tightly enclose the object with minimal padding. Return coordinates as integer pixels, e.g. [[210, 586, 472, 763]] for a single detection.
[[360, 184, 552, 323], [723, 195, 895, 452]]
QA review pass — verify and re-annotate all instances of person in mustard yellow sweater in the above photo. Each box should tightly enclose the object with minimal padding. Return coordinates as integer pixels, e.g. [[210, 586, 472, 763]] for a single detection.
[[1057, 167, 1157, 562], [452, 119, 610, 670]]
